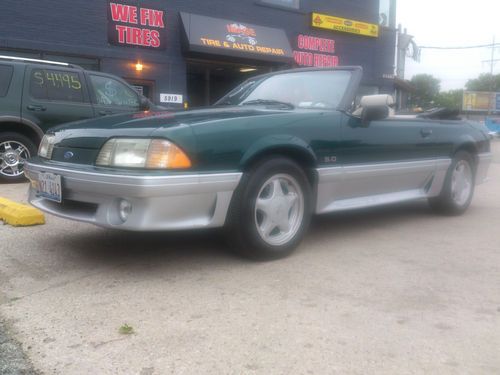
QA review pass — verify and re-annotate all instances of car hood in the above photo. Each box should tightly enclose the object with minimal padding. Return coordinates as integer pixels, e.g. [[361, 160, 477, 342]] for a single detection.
[[49, 107, 302, 148]]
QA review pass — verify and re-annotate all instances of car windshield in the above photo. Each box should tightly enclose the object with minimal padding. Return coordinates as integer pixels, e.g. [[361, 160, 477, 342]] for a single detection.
[[216, 70, 352, 110]]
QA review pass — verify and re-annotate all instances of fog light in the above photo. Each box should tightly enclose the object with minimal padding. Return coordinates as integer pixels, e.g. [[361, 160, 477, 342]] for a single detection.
[[118, 199, 132, 222]]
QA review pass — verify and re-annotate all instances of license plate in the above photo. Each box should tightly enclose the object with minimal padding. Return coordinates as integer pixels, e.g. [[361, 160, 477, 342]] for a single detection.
[[35, 172, 62, 203]]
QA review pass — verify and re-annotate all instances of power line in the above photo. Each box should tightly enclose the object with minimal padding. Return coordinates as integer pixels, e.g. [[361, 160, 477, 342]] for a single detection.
[[420, 43, 500, 50]]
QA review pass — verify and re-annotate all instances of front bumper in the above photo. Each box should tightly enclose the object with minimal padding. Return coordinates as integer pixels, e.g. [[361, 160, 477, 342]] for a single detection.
[[25, 161, 242, 231]]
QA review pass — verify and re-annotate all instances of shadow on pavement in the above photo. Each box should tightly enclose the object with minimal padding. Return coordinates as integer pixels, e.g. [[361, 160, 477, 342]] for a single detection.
[[39, 200, 441, 270], [51, 227, 237, 268], [310, 199, 435, 235]]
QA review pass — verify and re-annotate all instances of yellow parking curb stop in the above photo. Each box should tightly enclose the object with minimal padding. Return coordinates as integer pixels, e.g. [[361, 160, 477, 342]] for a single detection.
[[0, 197, 45, 227]]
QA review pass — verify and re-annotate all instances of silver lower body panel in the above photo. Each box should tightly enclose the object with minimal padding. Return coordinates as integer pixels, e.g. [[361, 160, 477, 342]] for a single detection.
[[25, 152, 493, 230], [25, 162, 242, 231], [476, 152, 493, 185], [315, 158, 451, 214]]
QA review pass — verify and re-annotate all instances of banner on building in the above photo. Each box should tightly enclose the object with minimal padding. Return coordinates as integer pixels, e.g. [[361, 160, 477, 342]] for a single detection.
[[462, 91, 500, 112], [108, 1, 167, 50], [179, 12, 293, 63], [311, 12, 379, 38]]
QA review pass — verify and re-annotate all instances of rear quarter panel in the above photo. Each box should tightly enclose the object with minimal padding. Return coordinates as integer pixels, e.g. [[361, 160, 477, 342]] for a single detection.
[[431, 119, 490, 157]]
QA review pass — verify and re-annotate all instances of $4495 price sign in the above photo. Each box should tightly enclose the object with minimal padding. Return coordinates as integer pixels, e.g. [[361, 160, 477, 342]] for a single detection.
[[33, 70, 82, 91]]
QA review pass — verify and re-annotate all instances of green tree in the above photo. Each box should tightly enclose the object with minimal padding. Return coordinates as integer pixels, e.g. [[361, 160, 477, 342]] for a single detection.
[[465, 73, 500, 92], [435, 89, 463, 110], [409, 74, 441, 109]]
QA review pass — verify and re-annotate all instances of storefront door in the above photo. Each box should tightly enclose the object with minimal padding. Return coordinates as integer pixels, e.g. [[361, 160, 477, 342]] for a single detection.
[[186, 61, 271, 107]]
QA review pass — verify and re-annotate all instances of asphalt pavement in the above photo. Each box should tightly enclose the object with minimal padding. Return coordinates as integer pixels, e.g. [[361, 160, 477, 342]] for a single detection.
[[0, 320, 38, 375], [1, 141, 499, 375]]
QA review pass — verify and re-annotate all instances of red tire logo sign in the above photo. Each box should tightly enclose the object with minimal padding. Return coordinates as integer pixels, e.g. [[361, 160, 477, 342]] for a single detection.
[[225, 23, 258, 45]]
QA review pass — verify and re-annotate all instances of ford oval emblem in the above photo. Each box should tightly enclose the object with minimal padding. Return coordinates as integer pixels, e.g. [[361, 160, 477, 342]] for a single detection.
[[64, 151, 74, 160]]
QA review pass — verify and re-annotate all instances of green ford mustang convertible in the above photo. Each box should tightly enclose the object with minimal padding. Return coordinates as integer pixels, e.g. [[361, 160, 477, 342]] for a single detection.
[[25, 67, 493, 259]]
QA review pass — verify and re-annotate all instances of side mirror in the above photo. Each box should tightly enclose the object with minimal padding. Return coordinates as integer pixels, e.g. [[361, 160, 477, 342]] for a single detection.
[[361, 105, 389, 127], [139, 96, 150, 111]]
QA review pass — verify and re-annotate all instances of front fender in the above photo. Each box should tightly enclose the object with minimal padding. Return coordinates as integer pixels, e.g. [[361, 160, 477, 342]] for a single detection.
[[240, 134, 317, 168]]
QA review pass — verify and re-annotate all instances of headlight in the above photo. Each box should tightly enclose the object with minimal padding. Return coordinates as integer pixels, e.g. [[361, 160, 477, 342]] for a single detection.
[[96, 138, 192, 169], [38, 134, 55, 159]]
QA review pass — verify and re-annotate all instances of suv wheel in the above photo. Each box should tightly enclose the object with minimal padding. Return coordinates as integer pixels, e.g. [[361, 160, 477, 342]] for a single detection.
[[0, 133, 37, 183]]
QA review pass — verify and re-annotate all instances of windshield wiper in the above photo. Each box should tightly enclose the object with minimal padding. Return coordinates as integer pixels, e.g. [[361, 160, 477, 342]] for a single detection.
[[241, 99, 295, 109]]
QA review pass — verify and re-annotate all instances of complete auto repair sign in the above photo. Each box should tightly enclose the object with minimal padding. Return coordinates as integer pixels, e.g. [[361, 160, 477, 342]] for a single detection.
[[108, 1, 166, 49], [293, 34, 338, 68]]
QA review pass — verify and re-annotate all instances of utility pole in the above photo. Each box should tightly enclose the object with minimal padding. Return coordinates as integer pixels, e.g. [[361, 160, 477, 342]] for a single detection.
[[480, 37, 500, 114], [489, 36, 495, 114], [396, 25, 414, 110], [396, 26, 414, 79]]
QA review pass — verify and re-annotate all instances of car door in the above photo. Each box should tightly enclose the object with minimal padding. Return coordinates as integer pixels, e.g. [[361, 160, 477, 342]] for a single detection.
[[335, 115, 439, 203], [22, 65, 95, 132], [87, 73, 141, 116]]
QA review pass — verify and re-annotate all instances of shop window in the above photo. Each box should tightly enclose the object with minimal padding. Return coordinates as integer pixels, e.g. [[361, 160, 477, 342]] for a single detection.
[[0, 50, 99, 71], [44, 54, 100, 71], [257, 0, 300, 10], [125, 78, 155, 101], [0, 50, 40, 60], [29, 69, 84, 102], [90, 75, 139, 107], [0, 65, 14, 97], [379, 0, 396, 28]]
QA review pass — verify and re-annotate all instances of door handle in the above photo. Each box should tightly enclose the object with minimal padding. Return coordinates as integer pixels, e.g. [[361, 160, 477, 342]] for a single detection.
[[27, 105, 47, 112], [98, 110, 113, 116], [420, 128, 433, 138]]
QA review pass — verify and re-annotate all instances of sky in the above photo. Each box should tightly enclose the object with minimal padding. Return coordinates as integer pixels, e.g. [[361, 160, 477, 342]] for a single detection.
[[397, 0, 500, 91]]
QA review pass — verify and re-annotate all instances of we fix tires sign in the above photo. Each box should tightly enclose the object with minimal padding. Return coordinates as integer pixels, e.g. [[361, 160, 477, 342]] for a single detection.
[[108, 2, 167, 50]]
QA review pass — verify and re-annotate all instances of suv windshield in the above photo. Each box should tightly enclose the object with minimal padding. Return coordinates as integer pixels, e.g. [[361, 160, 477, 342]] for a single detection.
[[216, 70, 352, 110]]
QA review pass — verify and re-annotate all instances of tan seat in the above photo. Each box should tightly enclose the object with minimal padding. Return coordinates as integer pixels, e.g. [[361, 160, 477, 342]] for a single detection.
[[353, 94, 395, 117]]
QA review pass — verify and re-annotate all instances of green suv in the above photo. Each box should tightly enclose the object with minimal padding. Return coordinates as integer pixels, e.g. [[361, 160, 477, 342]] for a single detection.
[[0, 55, 152, 182]]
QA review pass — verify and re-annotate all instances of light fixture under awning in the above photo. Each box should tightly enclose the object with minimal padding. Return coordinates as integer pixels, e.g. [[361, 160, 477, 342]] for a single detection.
[[240, 67, 257, 72], [180, 12, 294, 64]]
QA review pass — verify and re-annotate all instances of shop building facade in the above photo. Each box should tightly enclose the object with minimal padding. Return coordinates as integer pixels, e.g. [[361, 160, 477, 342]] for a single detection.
[[0, 0, 397, 108]]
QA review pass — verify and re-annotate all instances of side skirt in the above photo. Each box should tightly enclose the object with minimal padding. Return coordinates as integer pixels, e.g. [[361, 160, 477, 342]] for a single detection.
[[315, 158, 451, 214]]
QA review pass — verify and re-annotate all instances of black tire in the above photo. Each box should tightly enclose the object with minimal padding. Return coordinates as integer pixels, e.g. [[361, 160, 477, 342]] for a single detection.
[[428, 151, 475, 216], [0, 132, 37, 183], [225, 156, 313, 260]]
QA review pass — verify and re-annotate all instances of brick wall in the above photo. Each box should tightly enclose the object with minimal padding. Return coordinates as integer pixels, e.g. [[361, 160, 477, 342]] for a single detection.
[[0, 0, 396, 101]]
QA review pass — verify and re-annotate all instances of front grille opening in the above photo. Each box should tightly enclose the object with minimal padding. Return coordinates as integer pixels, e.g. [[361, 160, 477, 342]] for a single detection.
[[60, 199, 98, 214], [42, 199, 98, 220]]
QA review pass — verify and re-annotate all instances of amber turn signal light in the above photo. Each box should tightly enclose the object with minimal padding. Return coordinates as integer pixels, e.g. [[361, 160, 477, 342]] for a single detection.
[[146, 140, 192, 169]]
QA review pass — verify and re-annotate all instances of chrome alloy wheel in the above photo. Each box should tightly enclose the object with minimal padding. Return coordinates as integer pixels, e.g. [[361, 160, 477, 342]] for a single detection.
[[0, 141, 31, 178], [254, 173, 305, 246], [451, 160, 473, 206]]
